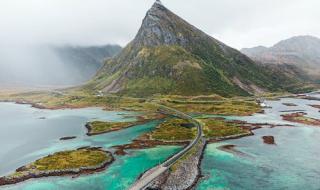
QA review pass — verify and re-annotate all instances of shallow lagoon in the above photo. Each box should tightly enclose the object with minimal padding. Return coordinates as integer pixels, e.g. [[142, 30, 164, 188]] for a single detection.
[[197, 96, 320, 190], [0, 103, 180, 190], [1, 93, 320, 190]]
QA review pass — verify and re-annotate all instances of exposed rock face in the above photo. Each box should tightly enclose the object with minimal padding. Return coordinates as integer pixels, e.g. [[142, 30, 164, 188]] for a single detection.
[[147, 138, 206, 190], [133, 3, 207, 48], [85, 2, 310, 97]]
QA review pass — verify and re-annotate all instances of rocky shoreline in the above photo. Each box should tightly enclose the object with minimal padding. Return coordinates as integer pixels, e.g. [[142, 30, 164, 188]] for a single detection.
[[85, 122, 137, 136], [0, 149, 114, 187], [85, 114, 165, 136], [217, 144, 252, 158], [113, 120, 287, 155], [146, 138, 207, 190], [132, 120, 291, 189]]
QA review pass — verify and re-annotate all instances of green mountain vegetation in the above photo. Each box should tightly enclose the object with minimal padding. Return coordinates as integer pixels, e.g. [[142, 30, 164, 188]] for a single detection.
[[84, 1, 312, 97]]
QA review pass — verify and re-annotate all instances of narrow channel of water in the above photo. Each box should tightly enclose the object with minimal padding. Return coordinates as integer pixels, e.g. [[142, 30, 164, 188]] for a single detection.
[[1, 93, 320, 190]]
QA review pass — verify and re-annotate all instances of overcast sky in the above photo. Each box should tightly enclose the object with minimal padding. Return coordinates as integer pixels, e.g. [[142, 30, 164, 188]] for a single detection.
[[1, 0, 320, 49]]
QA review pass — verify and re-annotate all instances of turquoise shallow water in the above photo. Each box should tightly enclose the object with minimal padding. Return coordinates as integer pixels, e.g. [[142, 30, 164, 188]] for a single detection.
[[2, 146, 180, 190], [196, 96, 320, 190], [1, 93, 320, 190], [0, 102, 181, 190]]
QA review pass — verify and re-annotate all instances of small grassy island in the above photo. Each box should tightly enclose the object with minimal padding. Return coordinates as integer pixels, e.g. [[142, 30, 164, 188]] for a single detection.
[[113, 117, 254, 155], [149, 118, 196, 141], [0, 148, 114, 186], [282, 112, 320, 126], [199, 118, 252, 141], [86, 121, 142, 136]]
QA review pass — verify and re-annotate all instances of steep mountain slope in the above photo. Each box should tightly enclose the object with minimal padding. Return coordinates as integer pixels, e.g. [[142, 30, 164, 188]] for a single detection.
[[52, 45, 122, 84], [242, 35, 320, 81], [86, 1, 310, 97]]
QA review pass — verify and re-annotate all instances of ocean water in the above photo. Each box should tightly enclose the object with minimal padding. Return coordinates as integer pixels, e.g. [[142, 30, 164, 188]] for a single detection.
[[196, 96, 320, 190], [2, 146, 180, 190], [1, 94, 320, 190], [0, 102, 181, 190]]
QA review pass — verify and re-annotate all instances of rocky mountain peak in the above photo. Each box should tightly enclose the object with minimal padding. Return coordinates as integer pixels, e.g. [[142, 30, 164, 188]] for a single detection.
[[86, 1, 311, 97], [155, 0, 163, 6], [133, 1, 195, 47]]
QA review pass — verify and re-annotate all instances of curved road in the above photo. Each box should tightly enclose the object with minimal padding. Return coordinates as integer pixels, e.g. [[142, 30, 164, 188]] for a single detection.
[[129, 104, 203, 190]]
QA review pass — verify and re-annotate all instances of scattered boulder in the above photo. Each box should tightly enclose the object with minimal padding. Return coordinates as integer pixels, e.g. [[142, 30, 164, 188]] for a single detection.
[[262, 136, 276, 145], [283, 103, 297, 107], [114, 149, 127, 156], [60, 136, 76, 141]]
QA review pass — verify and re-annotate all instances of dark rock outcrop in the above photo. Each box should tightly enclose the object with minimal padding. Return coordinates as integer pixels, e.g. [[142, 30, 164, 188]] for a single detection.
[[262, 136, 276, 145]]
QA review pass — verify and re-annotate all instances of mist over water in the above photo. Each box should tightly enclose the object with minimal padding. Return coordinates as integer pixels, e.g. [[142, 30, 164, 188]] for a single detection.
[[0, 44, 77, 86], [1, 0, 319, 87]]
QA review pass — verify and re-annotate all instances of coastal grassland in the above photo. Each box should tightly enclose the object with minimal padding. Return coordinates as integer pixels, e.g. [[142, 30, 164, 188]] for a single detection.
[[31, 148, 111, 171], [199, 118, 250, 139], [149, 118, 196, 141], [1, 148, 114, 185], [86, 121, 141, 136], [149, 117, 249, 142], [0, 89, 157, 112], [161, 97, 262, 116], [0, 89, 262, 117]]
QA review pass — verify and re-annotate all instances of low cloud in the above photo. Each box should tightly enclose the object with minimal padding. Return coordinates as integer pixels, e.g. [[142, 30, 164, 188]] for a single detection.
[[0, 0, 319, 85]]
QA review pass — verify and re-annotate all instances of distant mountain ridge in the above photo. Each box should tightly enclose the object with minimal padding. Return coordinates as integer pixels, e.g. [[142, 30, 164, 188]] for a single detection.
[[0, 44, 121, 86], [85, 1, 312, 97], [52, 45, 122, 84], [242, 35, 320, 81]]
